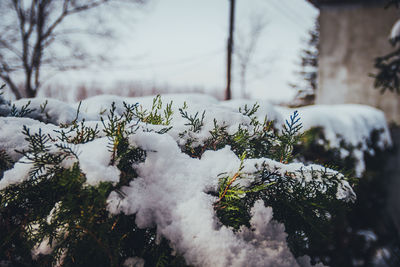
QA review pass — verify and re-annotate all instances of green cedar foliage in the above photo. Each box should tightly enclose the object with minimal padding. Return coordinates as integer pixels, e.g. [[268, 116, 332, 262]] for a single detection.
[[0, 96, 358, 266], [9, 100, 35, 117], [386, 0, 400, 8], [294, 127, 358, 178], [0, 99, 185, 266], [134, 95, 173, 126], [290, 22, 319, 106], [372, 1, 400, 94], [0, 149, 13, 178], [293, 127, 398, 266]]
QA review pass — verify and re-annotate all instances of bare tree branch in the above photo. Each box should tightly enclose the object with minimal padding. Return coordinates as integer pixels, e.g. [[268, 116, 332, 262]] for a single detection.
[[0, 72, 21, 99], [235, 13, 268, 98], [0, 0, 146, 99]]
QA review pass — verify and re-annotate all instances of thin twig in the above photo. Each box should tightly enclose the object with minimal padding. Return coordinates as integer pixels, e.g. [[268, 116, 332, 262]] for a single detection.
[[216, 172, 240, 203], [75, 225, 114, 266]]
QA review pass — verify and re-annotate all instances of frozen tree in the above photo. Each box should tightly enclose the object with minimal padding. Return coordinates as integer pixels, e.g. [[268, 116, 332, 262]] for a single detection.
[[0, 0, 146, 99]]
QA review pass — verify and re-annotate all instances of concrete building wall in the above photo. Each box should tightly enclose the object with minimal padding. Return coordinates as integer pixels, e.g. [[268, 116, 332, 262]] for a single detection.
[[316, 4, 400, 124]]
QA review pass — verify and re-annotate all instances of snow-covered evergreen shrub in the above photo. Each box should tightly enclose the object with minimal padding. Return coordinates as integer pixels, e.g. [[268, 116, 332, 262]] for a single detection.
[[294, 124, 399, 266], [294, 126, 390, 178], [0, 93, 384, 267], [294, 127, 361, 178]]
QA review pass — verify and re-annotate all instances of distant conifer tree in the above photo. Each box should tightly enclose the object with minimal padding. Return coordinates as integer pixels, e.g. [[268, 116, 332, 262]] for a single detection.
[[372, 0, 400, 93], [290, 22, 319, 107]]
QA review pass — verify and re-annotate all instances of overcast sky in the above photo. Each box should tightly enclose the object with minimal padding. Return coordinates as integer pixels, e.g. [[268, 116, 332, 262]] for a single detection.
[[50, 0, 318, 102]]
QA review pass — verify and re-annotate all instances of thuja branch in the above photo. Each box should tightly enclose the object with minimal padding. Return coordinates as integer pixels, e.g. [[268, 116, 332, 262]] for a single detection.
[[216, 172, 241, 204], [215, 152, 246, 205], [75, 225, 115, 267]]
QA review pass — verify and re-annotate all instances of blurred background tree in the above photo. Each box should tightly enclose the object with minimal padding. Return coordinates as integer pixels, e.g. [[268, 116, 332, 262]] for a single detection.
[[373, 0, 400, 94], [0, 0, 146, 99], [290, 20, 319, 107], [234, 13, 268, 99]]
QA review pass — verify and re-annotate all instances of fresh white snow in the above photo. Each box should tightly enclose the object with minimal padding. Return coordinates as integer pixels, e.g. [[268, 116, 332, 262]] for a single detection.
[[390, 19, 400, 42], [278, 104, 392, 176], [107, 132, 300, 267], [0, 94, 392, 177], [0, 93, 392, 266]]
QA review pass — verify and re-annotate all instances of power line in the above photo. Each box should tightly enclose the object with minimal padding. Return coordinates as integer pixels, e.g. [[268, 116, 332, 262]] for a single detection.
[[90, 47, 225, 71], [267, 0, 307, 31], [279, 0, 314, 26]]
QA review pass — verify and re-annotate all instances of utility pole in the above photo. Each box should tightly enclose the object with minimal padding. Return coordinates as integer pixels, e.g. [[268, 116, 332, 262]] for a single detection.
[[225, 0, 235, 100]]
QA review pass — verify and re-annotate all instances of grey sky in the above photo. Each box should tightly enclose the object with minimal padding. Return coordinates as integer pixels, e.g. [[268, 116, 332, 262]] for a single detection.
[[50, 0, 318, 102]]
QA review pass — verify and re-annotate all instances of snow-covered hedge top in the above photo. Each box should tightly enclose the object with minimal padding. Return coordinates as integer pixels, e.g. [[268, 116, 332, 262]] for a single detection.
[[223, 99, 392, 148], [0, 93, 392, 177], [278, 104, 392, 176], [0, 93, 391, 266], [224, 100, 392, 176]]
